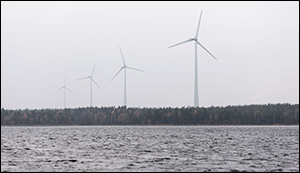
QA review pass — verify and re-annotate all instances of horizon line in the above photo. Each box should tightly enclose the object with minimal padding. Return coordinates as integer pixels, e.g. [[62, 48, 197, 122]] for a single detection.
[[1, 102, 299, 111]]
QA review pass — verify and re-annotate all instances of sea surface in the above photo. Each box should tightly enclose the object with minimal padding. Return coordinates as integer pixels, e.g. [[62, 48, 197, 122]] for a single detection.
[[1, 125, 299, 172]]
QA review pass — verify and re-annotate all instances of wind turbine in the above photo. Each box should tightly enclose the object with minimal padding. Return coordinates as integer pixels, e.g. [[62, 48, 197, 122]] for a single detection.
[[111, 46, 144, 107], [167, 10, 217, 107], [76, 62, 101, 107], [54, 75, 75, 108]]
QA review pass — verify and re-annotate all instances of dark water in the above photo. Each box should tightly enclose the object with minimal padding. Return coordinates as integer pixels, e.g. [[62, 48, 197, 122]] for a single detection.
[[1, 125, 299, 172]]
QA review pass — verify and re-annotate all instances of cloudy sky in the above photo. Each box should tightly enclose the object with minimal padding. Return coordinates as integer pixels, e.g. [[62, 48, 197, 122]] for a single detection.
[[1, 1, 299, 109]]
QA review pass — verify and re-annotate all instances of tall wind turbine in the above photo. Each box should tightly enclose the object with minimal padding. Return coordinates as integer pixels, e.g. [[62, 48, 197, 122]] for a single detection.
[[76, 62, 101, 107], [111, 46, 144, 107], [54, 75, 75, 108], [167, 10, 217, 107]]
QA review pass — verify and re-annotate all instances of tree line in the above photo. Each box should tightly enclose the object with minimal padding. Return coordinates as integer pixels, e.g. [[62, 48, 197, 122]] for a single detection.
[[1, 103, 299, 125]]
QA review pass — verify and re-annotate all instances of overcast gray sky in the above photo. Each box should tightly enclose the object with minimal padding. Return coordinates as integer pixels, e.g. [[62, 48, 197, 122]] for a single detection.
[[1, 1, 299, 109]]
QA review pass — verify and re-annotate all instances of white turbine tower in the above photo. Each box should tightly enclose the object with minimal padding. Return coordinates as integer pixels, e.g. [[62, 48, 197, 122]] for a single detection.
[[111, 46, 144, 107], [54, 75, 75, 108], [167, 10, 217, 107], [76, 62, 101, 107]]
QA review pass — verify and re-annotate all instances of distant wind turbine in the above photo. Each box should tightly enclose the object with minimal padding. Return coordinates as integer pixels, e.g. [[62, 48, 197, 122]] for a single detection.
[[76, 62, 101, 107], [111, 46, 144, 107], [167, 10, 217, 107], [54, 75, 75, 108]]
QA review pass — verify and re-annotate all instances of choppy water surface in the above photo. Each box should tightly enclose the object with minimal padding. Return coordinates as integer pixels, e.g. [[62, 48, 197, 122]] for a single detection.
[[1, 125, 299, 172]]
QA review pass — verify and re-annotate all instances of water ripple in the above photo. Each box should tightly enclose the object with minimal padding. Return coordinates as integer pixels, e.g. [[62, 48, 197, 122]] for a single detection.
[[1, 125, 299, 172]]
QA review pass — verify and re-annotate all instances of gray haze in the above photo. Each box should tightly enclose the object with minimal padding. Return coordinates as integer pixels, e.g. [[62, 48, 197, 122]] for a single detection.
[[1, 1, 299, 109]]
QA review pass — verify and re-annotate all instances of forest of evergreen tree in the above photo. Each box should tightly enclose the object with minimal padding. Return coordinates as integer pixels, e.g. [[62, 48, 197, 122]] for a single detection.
[[1, 103, 299, 125]]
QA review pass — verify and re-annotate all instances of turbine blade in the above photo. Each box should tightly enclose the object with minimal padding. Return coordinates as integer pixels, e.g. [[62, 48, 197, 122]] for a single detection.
[[167, 38, 194, 49], [91, 78, 101, 90], [75, 76, 90, 81], [196, 41, 217, 60], [126, 66, 144, 72], [119, 46, 126, 66], [65, 87, 75, 94], [64, 74, 67, 86], [111, 66, 125, 81], [195, 10, 203, 38], [91, 62, 97, 77], [53, 86, 64, 92]]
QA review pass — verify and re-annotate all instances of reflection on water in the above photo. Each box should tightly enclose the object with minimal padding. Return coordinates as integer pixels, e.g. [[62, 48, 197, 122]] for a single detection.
[[1, 125, 299, 172]]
